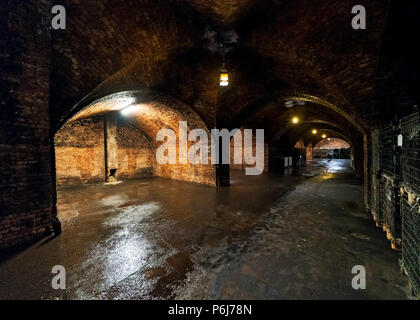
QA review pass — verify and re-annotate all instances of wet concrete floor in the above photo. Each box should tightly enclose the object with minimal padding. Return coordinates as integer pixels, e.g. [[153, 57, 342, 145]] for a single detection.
[[0, 160, 411, 299]]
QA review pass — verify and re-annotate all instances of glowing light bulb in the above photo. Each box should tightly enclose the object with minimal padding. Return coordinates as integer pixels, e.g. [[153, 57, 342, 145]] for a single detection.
[[292, 116, 299, 124], [312, 129, 317, 134], [322, 134, 327, 139], [219, 71, 229, 87]]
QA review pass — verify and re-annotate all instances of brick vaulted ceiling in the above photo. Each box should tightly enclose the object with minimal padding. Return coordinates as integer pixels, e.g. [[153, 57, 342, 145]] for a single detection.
[[186, 0, 258, 26], [50, 0, 400, 143]]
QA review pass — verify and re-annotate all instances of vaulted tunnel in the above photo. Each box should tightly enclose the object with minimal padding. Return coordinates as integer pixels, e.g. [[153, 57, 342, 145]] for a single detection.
[[1, 0, 419, 300]]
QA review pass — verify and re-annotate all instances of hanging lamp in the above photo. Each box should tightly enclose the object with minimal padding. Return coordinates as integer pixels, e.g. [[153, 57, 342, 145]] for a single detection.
[[219, 55, 229, 87]]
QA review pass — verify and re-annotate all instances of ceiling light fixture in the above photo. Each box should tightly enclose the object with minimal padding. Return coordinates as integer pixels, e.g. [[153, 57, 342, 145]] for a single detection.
[[285, 101, 294, 108], [312, 129, 317, 134], [285, 100, 306, 108], [322, 134, 327, 139], [219, 70, 229, 87], [219, 54, 229, 87], [292, 116, 299, 124]]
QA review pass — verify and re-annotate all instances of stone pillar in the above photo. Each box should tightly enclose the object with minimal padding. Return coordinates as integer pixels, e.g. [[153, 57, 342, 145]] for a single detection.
[[306, 143, 313, 161]]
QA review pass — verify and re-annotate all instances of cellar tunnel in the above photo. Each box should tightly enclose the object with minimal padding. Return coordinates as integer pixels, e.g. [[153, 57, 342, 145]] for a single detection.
[[1, 0, 419, 300]]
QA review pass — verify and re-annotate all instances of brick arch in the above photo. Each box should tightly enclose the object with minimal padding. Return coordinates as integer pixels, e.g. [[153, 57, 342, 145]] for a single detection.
[[240, 0, 389, 132], [232, 94, 363, 145], [56, 90, 212, 140], [48, 0, 386, 137], [297, 130, 354, 150], [230, 92, 366, 175], [273, 93, 367, 136], [49, 0, 205, 131], [314, 138, 351, 149], [271, 119, 358, 148], [275, 124, 357, 151], [54, 89, 216, 184]]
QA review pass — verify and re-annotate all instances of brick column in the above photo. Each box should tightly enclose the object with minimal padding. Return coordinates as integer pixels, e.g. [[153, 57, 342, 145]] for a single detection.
[[306, 143, 313, 161], [0, 0, 53, 249]]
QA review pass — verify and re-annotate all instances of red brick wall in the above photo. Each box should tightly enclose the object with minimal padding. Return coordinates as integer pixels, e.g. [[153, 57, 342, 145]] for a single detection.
[[55, 118, 105, 186], [315, 138, 350, 149], [306, 143, 313, 160], [55, 117, 155, 187], [154, 134, 216, 185], [117, 121, 154, 179], [230, 128, 269, 173]]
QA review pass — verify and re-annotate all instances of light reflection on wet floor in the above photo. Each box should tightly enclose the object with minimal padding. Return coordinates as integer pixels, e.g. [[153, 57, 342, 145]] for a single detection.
[[0, 160, 410, 299]]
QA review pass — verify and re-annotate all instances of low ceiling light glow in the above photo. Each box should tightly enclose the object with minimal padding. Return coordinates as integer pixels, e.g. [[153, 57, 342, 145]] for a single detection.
[[121, 105, 138, 116], [312, 129, 317, 134], [292, 116, 299, 124], [116, 97, 135, 110], [322, 134, 327, 139]]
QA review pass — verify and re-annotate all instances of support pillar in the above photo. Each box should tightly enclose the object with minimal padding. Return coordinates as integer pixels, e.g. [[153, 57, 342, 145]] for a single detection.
[[104, 114, 119, 182], [0, 0, 54, 248], [215, 135, 230, 186]]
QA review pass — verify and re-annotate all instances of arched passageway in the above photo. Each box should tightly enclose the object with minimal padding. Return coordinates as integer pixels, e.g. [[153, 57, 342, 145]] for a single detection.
[[54, 90, 216, 186]]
